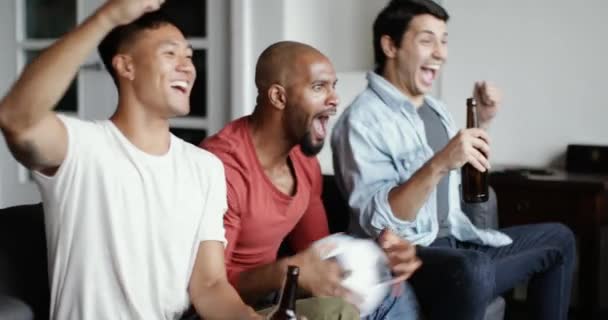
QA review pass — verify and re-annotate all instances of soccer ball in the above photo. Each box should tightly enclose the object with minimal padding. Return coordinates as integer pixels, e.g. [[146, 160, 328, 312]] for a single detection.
[[314, 234, 393, 316]]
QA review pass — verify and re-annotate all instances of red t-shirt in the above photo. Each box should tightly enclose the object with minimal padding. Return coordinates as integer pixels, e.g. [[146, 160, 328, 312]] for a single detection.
[[201, 117, 330, 285]]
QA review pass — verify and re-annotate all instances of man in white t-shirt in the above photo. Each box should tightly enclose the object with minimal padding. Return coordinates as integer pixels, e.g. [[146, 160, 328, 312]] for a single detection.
[[0, 1, 260, 319]]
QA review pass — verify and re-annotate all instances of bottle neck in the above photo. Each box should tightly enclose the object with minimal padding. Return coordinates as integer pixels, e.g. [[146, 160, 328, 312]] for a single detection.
[[277, 273, 298, 311], [467, 104, 478, 128]]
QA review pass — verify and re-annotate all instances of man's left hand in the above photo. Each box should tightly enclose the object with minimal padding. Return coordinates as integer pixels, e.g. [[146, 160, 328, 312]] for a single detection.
[[473, 81, 502, 129], [377, 229, 421, 283]]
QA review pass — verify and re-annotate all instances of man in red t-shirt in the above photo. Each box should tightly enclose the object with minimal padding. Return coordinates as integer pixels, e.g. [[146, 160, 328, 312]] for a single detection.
[[202, 41, 421, 319]]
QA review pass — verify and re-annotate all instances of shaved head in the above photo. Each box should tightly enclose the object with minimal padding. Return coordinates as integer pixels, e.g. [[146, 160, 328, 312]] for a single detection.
[[250, 41, 338, 158], [255, 41, 327, 96]]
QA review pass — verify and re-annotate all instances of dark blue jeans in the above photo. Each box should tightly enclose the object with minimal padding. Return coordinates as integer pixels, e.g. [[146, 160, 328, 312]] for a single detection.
[[409, 223, 576, 320]]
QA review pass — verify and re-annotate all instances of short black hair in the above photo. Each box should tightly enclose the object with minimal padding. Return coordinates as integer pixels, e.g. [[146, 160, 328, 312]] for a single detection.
[[373, 0, 449, 74], [98, 11, 176, 86]]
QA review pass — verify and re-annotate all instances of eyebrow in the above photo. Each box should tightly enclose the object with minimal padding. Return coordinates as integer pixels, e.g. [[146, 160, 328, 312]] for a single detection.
[[159, 40, 194, 50], [312, 78, 338, 85], [418, 30, 448, 37]]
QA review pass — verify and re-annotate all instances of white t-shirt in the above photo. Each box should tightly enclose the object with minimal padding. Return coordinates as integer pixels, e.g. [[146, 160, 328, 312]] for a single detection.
[[33, 116, 227, 320]]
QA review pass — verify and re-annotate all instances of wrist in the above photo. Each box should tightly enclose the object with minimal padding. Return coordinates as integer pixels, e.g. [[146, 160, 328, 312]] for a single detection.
[[91, 3, 121, 31], [428, 153, 449, 176]]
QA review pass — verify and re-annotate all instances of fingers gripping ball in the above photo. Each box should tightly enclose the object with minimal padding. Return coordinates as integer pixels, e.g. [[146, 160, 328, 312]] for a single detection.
[[314, 234, 392, 316]]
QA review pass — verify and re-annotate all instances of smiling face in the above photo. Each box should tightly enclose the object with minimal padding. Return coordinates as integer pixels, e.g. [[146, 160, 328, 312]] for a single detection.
[[284, 53, 339, 156], [384, 14, 448, 102], [118, 24, 196, 118]]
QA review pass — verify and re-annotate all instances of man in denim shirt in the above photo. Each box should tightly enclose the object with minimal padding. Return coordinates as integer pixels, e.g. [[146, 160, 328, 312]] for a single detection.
[[331, 1, 576, 319]]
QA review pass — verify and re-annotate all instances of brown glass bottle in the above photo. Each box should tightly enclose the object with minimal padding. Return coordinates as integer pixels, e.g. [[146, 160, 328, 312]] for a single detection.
[[462, 97, 489, 203], [268, 265, 299, 320]]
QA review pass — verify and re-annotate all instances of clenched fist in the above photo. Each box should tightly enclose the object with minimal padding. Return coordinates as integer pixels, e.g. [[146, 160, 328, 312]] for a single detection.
[[473, 81, 502, 129], [98, 0, 166, 27]]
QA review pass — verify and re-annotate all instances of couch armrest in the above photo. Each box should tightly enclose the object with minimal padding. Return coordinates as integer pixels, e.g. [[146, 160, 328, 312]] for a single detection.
[[0, 296, 34, 320]]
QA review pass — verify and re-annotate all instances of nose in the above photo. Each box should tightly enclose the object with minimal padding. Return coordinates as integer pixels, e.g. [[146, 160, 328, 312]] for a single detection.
[[177, 55, 196, 76], [327, 87, 340, 108], [433, 41, 447, 61]]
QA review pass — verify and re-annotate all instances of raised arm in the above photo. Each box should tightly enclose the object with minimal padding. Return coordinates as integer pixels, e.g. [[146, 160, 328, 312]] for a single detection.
[[0, 0, 163, 173]]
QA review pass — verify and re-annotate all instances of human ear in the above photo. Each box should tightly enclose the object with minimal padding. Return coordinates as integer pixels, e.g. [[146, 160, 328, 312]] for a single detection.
[[268, 84, 287, 110], [380, 35, 398, 59], [113, 54, 135, 81]]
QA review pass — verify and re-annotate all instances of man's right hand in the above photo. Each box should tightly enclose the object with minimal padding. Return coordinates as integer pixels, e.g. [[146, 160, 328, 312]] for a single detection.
[[287, 244, 351, 298], [98, 0, 166, 27], [435, 128, 491, 173]]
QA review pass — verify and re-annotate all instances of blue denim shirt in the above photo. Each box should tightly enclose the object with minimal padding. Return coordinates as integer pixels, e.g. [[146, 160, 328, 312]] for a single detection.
[[331, 72, 512, 247]]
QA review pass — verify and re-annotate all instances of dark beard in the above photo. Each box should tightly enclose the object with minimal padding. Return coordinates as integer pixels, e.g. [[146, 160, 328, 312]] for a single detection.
[[298, 131, 324, 157]]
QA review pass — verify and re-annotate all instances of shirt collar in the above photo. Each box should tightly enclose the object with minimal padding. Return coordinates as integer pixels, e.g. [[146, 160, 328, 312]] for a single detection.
[[366, 71, 418, 116]]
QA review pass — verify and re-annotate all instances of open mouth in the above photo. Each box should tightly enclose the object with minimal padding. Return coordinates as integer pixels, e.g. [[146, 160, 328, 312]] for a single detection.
[[311, 108, 336, 140], [312, 117, 327, 140], [420, 65, 439, 86], [170, 80, 189, 94]]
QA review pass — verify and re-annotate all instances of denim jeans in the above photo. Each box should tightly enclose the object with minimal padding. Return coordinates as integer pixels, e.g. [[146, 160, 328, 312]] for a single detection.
[[363, 282, 421, 320], [409, 223, 576, 320]]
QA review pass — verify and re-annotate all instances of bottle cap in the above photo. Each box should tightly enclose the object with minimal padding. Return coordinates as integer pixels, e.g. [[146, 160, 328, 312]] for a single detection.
[[287, 265, 300, 275], [467, 97, 477, 106]]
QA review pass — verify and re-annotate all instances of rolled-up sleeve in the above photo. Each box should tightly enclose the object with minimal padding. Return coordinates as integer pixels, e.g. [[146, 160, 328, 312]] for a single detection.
[[332, 118, 416, 238]]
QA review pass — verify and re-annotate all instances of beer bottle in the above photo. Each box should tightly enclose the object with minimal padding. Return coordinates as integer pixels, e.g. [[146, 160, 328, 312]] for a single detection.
[[462, 97, 489, 203], [268, 265, 299, 320]]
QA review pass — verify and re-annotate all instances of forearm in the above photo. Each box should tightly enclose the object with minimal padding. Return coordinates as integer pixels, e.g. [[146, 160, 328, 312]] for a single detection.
[[234, 258, 290, 305], [388, 155, 448, 221], [0, 7, 114, 135], [192, 280, 257, 319]]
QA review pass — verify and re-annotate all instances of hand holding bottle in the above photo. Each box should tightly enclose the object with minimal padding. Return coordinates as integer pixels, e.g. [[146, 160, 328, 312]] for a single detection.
[[435, 128, 491, 173]]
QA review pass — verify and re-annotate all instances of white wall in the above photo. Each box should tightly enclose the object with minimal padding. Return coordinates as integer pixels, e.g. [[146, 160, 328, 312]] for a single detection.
[[283, 0, 388, 72], [442, 0, 608, 167], [232, 0, 389, 122], [0, 0, 41, 208], [0, 1, 14, 207]]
